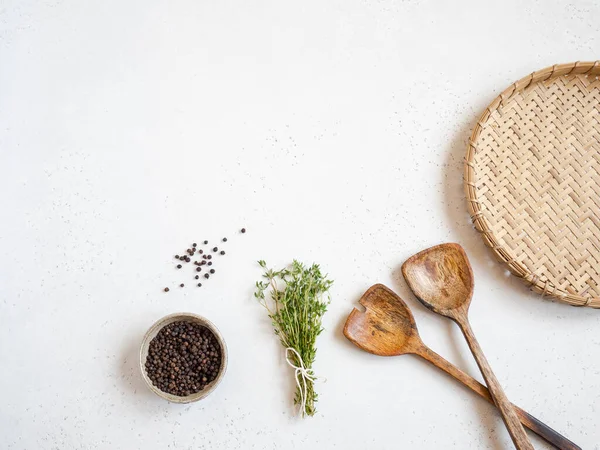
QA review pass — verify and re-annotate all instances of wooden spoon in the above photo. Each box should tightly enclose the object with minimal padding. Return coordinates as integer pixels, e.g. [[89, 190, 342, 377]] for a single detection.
[[343, 284, 579, 450], [402, 243, 534, 450]]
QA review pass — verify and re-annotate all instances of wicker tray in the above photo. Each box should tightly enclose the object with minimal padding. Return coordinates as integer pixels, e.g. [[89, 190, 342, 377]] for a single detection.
[[465, 61, 600, 308]]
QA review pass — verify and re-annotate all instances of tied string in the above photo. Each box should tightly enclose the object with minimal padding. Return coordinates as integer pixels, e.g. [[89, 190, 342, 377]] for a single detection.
[[285, 347, 317, 416]]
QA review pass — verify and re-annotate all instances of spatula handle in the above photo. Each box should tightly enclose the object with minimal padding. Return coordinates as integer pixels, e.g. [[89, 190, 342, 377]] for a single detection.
[[455, 318, 534, 450], [417, 346, 580, 450]]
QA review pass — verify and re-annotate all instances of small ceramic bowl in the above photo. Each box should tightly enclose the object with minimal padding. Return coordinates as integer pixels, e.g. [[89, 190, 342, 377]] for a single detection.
[[139, 312, 228, 403]]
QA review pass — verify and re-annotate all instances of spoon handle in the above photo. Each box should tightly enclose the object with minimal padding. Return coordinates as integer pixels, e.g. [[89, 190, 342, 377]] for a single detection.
[[456, 317, 534, 450], [416, 345, 580, 450]]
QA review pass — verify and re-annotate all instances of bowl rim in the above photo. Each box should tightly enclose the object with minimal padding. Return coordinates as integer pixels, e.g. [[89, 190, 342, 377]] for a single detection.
[[139, 312, 228, 403]]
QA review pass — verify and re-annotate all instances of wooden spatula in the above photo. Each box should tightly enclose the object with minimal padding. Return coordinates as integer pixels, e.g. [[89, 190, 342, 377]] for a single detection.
[[343, 284, 580, 450]]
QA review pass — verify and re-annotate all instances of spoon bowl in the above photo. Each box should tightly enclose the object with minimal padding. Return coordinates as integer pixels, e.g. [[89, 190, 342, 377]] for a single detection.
[[343, 284, 420, 356], [402, 243, 474, 316]]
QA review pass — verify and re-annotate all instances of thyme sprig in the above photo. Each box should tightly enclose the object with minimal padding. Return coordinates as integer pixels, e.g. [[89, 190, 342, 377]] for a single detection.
[[254, 260, 333, 417]]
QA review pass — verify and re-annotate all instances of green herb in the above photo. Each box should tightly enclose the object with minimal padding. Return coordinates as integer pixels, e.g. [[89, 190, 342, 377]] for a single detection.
[[254, 260, 333, 417]]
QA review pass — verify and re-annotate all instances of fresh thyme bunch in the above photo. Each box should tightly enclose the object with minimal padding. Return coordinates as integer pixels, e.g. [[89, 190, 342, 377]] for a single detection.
[[254, 260, 333, 417]]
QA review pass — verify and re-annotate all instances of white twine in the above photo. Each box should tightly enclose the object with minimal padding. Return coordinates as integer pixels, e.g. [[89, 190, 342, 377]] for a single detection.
[[285, 347, 317, 417]]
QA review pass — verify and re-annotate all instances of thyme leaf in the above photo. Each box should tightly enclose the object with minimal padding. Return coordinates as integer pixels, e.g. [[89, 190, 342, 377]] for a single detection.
[[255, 260, 333, 417]]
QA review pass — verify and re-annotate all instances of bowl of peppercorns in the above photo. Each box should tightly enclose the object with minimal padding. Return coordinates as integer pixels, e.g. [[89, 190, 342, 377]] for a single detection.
[[140, 313, 228, 403]]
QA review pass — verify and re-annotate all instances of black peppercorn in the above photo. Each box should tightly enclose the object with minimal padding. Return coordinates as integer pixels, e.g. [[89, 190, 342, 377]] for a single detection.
[[145, 321, 222, 396], [180, 283, 184, 287], [166, 232, 241, 294], [164, 287, 170, 292], [197, 283, 202, 287]]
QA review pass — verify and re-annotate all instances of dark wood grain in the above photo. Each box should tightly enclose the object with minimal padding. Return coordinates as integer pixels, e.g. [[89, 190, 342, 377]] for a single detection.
[[402, 243, 534, 450], [343, 284, 580, 450], [417, 345, 579, 450]]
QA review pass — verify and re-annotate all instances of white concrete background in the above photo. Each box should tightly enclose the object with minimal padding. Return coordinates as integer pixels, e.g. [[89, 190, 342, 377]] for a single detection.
[[1, 1, 599, 449]]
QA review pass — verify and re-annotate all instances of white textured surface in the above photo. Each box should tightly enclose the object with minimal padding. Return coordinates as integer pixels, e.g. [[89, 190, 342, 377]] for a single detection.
[[1, 1, 599, 449]]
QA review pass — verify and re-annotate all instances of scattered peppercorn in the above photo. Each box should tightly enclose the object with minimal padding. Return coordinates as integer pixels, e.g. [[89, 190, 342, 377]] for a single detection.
[[145, 321, 221, 396], [164, 287, 170, 292], [168, 231, 245, 289], [195, 275, 199, 280], [204, 273, 210, 279], [180, 283, 185, 287], [197, 283, 202, 287]]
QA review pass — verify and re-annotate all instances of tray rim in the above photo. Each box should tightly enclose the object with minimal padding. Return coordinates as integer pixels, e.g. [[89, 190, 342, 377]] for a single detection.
[[464, 61, 600, 308]]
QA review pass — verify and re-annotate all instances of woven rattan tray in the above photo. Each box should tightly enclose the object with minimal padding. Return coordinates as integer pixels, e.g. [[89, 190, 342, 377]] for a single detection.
[[465, 61, 600, 308]]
